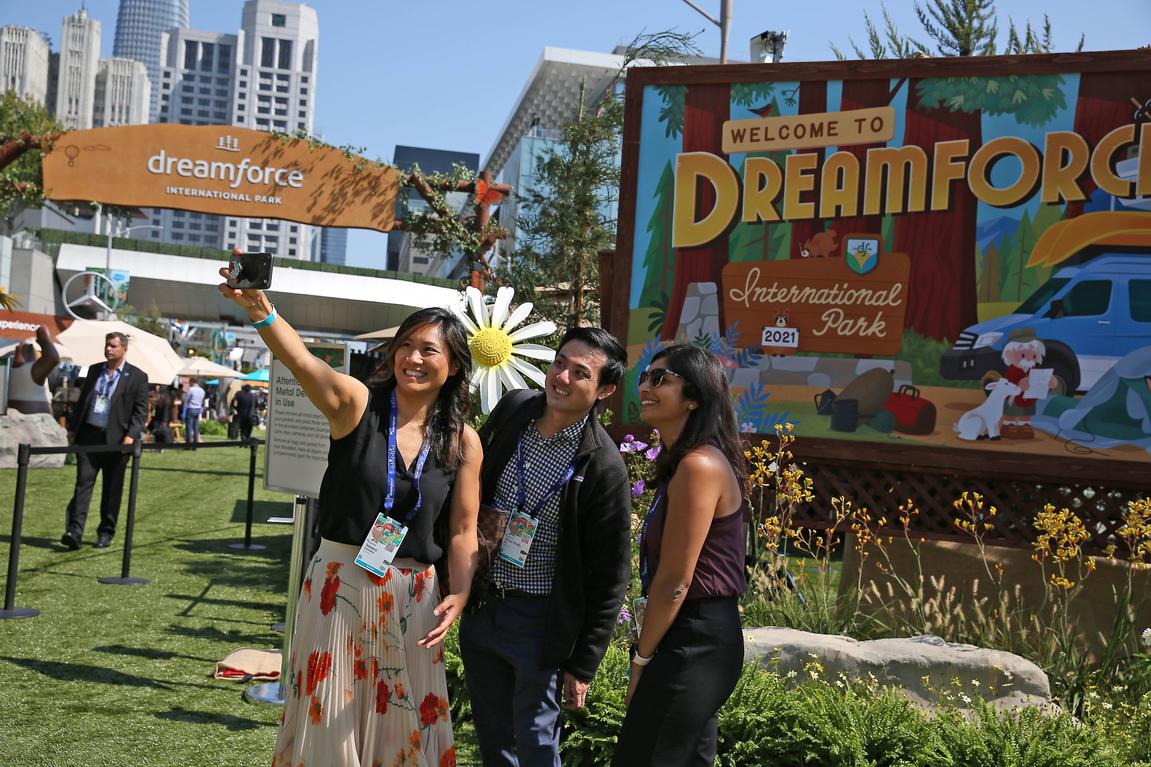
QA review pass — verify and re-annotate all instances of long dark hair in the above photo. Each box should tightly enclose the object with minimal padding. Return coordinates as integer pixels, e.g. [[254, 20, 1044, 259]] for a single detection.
[[650, 343, 747, 487], [372, 307, 473, 469]]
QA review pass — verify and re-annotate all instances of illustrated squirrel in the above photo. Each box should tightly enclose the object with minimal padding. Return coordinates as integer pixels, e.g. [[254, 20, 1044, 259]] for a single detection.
[[799, 228, 838, 258]]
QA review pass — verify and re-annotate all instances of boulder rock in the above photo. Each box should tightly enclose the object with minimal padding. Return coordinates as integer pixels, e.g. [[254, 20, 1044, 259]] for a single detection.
[[0, 412, 69, 468], [744, 627, 1051, 712]]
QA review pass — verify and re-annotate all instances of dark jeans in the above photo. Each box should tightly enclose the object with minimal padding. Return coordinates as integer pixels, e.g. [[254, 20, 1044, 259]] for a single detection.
[[459, 596, 562, 767], [65, 424, 130, 540], [184, 409, 201, 443], [612, 597, 744, 767], [239, 417, 255, 442]]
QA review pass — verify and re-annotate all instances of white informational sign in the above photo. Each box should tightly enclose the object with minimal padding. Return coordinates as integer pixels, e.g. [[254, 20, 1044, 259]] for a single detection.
[[263, 343, 348, 497], [761, 325, 800, 348]]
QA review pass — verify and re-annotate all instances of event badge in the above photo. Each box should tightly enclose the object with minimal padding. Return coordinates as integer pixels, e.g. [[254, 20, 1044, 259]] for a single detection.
[[631, 597, 648, 634], [354, 513, 408, 576], [92, 395, 109, 415], [498, 510, 539, 568]]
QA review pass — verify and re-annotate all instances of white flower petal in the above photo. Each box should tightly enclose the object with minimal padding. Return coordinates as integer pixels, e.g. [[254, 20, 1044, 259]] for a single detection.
[[480, 367, 502, 413], [453, 303, 480, 335], [508, 355, 547, 387], [469, 368, 485, 390], [501, 301, 533, 334], [511, 343, 556, 361], [508, 320, 557, 343], [490, 286, 514, 330], [496, 362, 529, 393], [466, 286, 489, 328]]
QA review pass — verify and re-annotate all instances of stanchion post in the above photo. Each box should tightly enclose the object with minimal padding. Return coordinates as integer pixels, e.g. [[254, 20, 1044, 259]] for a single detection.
[[0, 443, 38, 619], [100, 440, 148, 586], [229, 438, 266, 551], [246, 494, 311, 705]]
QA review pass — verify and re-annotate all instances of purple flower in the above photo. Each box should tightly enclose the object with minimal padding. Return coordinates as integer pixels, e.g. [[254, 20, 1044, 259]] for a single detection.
[[620, 438, 650, 454], [617, 605, 632, 625], [631, 479, 646, 498], [644, 444, 661, 461]]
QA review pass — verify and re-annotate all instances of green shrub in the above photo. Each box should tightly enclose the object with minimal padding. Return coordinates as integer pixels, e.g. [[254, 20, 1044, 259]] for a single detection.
[[560, 643, 630, 766], [198, 418, 227, 436], [443, 625, 471, 724], [935, 700, 1130, 767]]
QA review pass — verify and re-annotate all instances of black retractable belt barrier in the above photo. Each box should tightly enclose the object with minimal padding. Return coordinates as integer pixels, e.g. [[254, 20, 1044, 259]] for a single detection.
[[0, 444, 38, 619], [99, 440, 148, 586], [228, 438, 266, 552]]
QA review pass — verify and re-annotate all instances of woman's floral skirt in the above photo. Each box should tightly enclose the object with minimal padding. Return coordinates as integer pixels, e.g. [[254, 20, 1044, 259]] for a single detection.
[[272, 538, 455, 767]]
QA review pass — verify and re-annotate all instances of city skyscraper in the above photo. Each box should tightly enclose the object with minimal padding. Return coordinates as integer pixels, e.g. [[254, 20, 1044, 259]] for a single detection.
[[0, 26, 51, 106], [112, 0, 189, 121], [53, 8, 101, 130], [94, 57, 151, 126], [145, 0, 319, 259]]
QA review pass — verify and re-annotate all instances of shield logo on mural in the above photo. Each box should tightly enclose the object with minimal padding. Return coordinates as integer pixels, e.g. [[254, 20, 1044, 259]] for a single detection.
[[845, 236, 881, 275]]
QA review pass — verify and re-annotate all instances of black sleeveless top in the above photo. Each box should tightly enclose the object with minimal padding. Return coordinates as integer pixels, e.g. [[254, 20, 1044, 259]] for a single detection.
[[317, 385, 456, 563]]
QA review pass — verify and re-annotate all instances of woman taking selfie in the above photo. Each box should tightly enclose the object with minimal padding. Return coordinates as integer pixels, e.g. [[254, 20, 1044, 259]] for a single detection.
[[613, 343, 748, 766], [218, 268, 480, 767]]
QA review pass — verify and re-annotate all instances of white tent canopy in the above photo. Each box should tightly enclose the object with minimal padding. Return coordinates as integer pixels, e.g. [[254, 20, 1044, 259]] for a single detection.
[[57, 319, 183, 385]]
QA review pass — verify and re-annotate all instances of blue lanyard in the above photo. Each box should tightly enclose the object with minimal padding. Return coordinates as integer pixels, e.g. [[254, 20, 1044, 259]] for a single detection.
[[385, 389, 432, 523], [514, 433, 575, 519], [96, 367, 121, 398], [638, 486, 666, 590]]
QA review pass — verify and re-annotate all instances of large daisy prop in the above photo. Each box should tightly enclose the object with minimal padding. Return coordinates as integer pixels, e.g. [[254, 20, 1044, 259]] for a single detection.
[[455, 285, 557, 413]]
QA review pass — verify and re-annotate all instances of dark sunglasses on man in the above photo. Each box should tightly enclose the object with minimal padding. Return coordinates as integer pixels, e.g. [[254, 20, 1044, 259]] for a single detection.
[[638, 368, 684, 388]]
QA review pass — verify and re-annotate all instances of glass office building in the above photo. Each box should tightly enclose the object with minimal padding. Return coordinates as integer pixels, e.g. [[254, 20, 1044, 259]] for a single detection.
[[112, 0, 189, 121]]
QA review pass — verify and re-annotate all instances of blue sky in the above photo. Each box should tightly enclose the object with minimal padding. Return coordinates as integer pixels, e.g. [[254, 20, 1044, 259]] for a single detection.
[[5, 0, 1149, 268]]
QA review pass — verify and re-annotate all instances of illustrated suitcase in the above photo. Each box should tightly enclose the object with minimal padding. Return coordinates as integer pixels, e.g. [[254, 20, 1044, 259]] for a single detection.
[[883, 384, 937, 435]]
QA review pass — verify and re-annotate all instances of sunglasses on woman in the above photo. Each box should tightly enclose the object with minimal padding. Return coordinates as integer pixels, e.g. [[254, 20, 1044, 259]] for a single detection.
[[638, 368, 684, 387]]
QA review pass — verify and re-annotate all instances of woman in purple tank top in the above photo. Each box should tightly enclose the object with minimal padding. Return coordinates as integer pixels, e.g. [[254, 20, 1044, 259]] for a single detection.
[[614, 343, 748, 767]]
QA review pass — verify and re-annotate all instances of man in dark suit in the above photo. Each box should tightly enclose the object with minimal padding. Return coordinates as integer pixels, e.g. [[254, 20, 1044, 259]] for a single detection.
[[232, 384, 259, 442], [61, 331, 150, 550]]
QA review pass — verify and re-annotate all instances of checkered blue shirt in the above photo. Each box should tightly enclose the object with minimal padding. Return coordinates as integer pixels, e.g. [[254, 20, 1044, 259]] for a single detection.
[[490, 416, 586, 595]]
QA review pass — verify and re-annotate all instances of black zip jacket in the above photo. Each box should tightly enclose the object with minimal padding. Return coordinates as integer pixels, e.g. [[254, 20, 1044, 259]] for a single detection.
[[478, 389, 632, 682]]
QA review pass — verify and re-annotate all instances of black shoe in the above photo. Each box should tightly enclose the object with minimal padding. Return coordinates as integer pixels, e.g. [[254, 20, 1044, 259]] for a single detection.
[[95, 534, 113, 549], [60, 532, 81, 551]]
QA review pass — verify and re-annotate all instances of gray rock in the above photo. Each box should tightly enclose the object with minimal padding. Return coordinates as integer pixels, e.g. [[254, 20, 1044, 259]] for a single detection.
[[0, 412, 69, 469], [744, 627, 1052, 712]]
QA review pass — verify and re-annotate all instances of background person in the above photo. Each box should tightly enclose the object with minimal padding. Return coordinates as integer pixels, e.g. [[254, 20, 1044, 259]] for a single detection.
[[61, 332, 149, 550], [8, 325, 60, 415], [148, 385, 175, 445], [460, 326, 632, 767], [183, 378, 206, 446], [232, 383, 259, 442], [613, 343, 749, 766], [218, 269, 480, 767]]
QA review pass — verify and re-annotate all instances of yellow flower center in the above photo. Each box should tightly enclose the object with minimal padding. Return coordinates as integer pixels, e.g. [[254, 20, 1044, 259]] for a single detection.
[[469, 327, 514, 368]]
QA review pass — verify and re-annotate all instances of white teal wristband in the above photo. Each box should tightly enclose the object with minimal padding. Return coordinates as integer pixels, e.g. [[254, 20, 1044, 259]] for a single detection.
[[632, 651, 653, 667], [251, 306, 277, 329]]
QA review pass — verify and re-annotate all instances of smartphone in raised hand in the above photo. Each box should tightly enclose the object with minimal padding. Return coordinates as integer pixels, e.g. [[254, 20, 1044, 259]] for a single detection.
[[226, 251, 274, 290]]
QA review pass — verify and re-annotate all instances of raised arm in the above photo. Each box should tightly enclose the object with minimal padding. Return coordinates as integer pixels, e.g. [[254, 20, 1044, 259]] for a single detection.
[[30, 325, 60, 385], [217, 267, 367, 437]]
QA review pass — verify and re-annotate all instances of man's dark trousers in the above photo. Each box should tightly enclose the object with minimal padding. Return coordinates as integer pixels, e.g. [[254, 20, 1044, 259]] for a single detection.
[[65, 423, 130, 539], [459, 596, 562, 767]]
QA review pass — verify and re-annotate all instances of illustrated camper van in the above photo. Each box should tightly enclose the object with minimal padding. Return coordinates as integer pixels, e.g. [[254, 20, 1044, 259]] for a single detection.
[[940, 212, 1151, 393]]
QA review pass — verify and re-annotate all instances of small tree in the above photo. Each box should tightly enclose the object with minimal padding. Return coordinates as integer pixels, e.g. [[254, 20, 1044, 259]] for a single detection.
[[0, 90, 61, 231], [501, 31, 700, 329]]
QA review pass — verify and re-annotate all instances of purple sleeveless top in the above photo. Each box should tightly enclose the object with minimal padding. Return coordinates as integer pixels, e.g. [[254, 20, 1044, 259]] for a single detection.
[[643, 481, 747, 599]]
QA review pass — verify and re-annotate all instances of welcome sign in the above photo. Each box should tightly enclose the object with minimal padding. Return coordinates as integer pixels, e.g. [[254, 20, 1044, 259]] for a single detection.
[[614, 51, 1151, 466], [42, 125, 402, 231]]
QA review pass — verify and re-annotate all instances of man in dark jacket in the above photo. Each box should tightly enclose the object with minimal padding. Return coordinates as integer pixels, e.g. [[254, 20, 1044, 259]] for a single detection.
[[61, 332, 149, 549], [232, 384, 259, 441], [460, 326, 631, 767]]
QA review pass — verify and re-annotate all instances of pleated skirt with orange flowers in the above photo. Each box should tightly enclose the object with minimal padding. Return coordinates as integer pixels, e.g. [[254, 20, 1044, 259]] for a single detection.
[[271, 538, 456, 767]]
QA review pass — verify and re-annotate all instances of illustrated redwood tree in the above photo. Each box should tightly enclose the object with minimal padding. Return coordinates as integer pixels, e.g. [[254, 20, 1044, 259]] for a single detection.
[[660, 83, 731, 341], [832, 78, 895, 238], [896, 74, 1066, 341], [788, 81, 830, 255], [1063, 70, 1148, 218]]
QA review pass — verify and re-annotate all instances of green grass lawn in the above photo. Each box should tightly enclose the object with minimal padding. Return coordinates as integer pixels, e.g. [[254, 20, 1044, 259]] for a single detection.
[[0, 438, 478, 767]]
